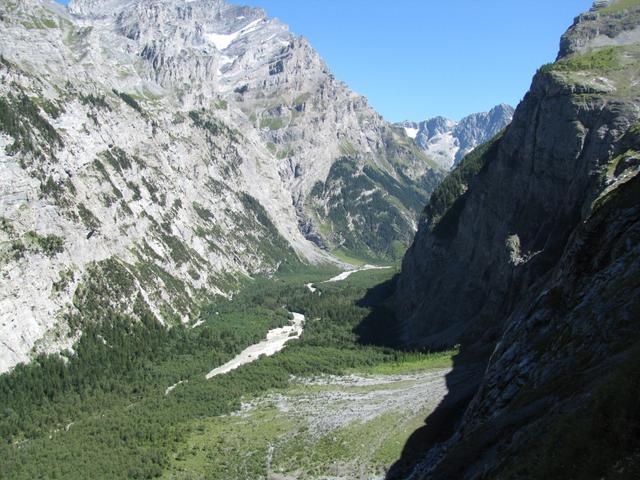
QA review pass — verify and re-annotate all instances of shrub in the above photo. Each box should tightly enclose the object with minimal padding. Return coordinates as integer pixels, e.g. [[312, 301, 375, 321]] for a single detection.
[[112, 89, 143, 114]]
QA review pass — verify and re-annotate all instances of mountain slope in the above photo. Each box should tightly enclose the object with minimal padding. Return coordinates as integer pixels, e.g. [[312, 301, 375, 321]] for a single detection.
[[391, 0, 640, 477], [398, 104, 514, 170], [0, 0, 441, 372]]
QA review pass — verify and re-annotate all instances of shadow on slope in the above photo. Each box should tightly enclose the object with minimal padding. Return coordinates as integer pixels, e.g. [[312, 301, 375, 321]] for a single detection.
[[353, 274, 405, 349], [382, 172, 640, 479], [383, 349, 488, 479], [352, 276, 492, 479]]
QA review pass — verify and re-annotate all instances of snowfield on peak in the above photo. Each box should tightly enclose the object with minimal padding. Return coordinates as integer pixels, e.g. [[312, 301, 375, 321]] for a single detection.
[[404, 127, 419, 139], [398, 104, 514, 169], [204, 18, 264, 50]]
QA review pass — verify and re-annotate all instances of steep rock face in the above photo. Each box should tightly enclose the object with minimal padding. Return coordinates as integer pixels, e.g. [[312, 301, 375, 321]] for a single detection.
[[0, 0, 440, 372], [393, 20, 639, 350], [398, 104, 514, 170], [406, 172, 640, 480], [392, 0, 640, 477], [67, 0, 443, 256]]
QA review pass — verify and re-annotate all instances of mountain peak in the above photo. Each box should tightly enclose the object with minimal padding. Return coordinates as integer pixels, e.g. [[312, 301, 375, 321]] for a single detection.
[[68, 0, 228, 17], [397, 104, 514, 170], [559, 0, 640, 58], [0, 0, 444, 374]]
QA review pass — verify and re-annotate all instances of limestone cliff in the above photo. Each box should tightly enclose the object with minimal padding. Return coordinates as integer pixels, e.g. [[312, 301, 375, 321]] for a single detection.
[[0, 0, 440, 372]]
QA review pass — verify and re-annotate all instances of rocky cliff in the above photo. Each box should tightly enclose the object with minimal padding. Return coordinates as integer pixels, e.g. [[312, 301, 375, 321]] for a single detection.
[[0, 0, 441, 372], [398, 104, 514, 170], [392, 0, 640, 477]]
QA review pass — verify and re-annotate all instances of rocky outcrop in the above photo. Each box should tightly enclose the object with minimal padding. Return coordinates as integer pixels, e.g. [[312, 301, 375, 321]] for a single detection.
[[559, 0, 640, 58], [392, 0, 640, 477], [398, 104, 514, 170], [393, 7, 640, 351], [419, 173, 640, 479], [0, 0, 440, 372], [65, 0, 443, 256]]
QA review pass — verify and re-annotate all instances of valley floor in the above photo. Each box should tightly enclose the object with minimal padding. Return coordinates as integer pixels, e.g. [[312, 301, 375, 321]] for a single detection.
[[205, 312, 306, 380], [164, 363, 450, 480], [0, 264, 455, 479]]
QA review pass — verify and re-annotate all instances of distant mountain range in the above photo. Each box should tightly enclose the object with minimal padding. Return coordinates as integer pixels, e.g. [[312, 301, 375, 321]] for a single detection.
[[397, 104, 514, 169]]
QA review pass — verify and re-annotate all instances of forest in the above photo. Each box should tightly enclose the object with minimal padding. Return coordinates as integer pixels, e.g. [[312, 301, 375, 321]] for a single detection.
[[0, 265, 445, 479]]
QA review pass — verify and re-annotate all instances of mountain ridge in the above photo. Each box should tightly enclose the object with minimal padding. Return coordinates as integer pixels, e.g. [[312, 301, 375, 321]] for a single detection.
[[397, 103, 514, 170], [0, 0, 441, 372]]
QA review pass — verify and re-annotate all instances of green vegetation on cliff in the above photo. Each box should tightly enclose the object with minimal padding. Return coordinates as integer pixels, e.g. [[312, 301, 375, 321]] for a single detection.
[[0, 92, 62, 157], [422, 130, 504, 229], [539, 46, 624, 74], [308, 157, 439, 260], [601, 0, 640, 13], [113, 89, 144, 115]]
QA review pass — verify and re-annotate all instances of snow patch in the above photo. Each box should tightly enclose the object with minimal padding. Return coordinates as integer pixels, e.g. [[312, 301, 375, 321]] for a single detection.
[[424, 131, 460, 170], [165, 380, 187, 395], [191, 319, 205, 329], [325, 265, 391, 283], [204, 18, 262, 51], [404, 127, 419, 139], [219, 55, 234, 66]]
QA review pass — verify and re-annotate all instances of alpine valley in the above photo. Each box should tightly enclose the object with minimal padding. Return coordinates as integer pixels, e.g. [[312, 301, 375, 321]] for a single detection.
[[0, 0, 469, 372], [0, 0, 639, 479]]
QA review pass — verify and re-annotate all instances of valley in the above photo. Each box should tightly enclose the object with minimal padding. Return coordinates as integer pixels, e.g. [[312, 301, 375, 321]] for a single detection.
[[0, 265, 454, 479], [204, 312, 305, 380], [164, 363, 451, 480], [1, 0, 639, 478]]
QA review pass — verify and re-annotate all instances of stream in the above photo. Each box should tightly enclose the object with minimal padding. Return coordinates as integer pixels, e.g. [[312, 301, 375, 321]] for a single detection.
[[205, 312, 305, 379], [166, 266, 389, 393]]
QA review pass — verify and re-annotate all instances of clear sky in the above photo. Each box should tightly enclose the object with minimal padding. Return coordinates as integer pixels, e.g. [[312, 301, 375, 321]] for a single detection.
[[55, 0, 594, 121]]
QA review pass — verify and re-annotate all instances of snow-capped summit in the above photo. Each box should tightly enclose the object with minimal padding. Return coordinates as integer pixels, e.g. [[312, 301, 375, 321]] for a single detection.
[[398, 104, 514, 170]]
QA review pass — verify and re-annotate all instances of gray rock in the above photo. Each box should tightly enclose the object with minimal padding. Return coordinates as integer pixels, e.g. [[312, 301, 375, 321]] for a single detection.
[[392, 4, 640, 477], [0, 0, 441, 372], [559, 0, 640, 58], [397, 104, 514, 170]]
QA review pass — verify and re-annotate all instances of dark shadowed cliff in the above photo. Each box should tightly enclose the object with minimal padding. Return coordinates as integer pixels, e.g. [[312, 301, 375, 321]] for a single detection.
[[390, 0, 640, 477]]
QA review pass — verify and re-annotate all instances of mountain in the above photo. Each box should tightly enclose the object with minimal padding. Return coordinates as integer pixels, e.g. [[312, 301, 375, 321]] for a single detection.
[[0, 0, 442, 373], [391, 0, 640, 477], [398, 104, 514, 170]]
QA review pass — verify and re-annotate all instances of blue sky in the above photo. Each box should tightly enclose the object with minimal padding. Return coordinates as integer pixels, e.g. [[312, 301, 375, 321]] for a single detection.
[[56, 0, 594, 121]]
